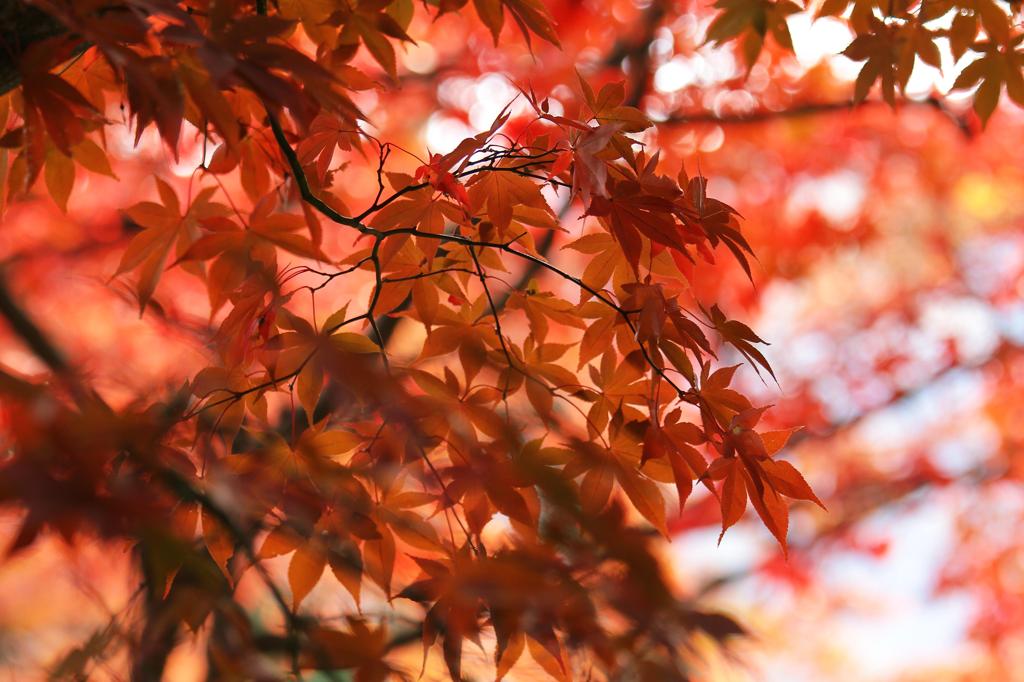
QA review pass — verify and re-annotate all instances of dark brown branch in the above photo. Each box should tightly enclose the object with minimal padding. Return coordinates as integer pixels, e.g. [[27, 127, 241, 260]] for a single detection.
[[662, 96, 974, 138], [0, 268, 74, 377], [790, 339, 1020, 449], [491, 0, 667, 311]]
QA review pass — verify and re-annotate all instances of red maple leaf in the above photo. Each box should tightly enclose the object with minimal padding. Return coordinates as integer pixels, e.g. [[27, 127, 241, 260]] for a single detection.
[[415, 153, 471, 211]]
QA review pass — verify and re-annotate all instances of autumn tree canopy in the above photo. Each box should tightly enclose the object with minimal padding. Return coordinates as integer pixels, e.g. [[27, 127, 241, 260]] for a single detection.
[[0, 0, 1022, 679]]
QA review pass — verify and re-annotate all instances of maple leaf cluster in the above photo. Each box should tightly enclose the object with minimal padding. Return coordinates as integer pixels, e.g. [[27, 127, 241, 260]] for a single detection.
[[2, 0, 1019, 678], [705, 0, 1024, 125]]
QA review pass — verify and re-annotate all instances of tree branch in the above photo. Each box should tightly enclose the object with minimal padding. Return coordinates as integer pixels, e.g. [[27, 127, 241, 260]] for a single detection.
[[662, 96, 974, 138], [0, 271, 68, 373]]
